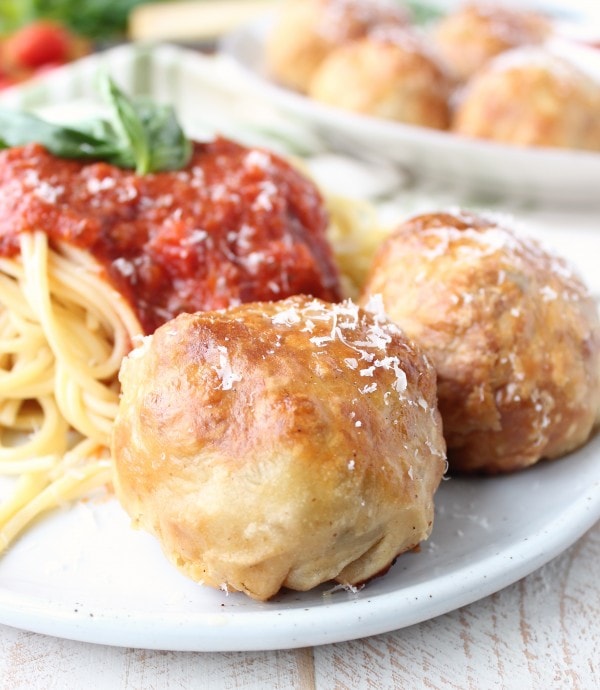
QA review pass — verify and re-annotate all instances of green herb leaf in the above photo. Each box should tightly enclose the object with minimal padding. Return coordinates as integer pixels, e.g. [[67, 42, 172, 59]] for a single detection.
[[103, 76, 152, 174], [0, 74, 192, 174], [0, 0, 156, 40], [0, 110, 121, 160], [137, 102, 193, 173]]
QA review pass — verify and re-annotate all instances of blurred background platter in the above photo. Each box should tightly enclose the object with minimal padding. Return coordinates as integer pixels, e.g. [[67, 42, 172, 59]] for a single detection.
[[220, 0, 600, 205]]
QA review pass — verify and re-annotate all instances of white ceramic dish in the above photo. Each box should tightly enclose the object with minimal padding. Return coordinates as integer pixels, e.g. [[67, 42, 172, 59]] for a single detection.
[[0, 42, 598, 653], [0, 432, 598, 652], [221, 17, 600, 205]]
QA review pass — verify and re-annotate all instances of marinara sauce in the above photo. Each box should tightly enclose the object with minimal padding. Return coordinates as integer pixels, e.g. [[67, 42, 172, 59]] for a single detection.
[[0, 138, 341, 333]]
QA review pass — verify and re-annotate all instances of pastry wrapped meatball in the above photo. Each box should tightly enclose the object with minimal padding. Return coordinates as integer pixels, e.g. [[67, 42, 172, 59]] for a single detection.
[[265, 0, 408, 92], [360, 211, 600, 474], [452, 49, 600, 151], [112, 295, 446, 600], [432, 2, 550, 82], [308, 26, 452, 128]]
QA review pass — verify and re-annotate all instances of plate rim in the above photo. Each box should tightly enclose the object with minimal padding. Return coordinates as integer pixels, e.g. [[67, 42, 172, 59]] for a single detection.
[[0, 446, 597, 652]]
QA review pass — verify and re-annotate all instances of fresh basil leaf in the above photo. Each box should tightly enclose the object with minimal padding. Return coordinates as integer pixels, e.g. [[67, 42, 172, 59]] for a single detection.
[[136, 102, 193, 172], [0, 109, 120, 160], [103, 76, 152, 174], [101, 75, 192, 174], [0, 74, 192, 175]]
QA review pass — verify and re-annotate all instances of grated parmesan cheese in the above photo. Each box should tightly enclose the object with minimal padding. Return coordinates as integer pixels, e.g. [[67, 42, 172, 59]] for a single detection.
[[213, 345, 242, 390], [271, 306, 302, 326], [267, 297, 411, 400]]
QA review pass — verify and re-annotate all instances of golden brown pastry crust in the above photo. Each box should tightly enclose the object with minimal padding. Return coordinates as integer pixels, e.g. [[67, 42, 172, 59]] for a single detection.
[[308, 26, 451, 128], [432, 2, 550, 82], [265, 0, 408, 93], [360, 211, 600, 474], [112, 295, 446, 600], [452, 49, 600, 151]]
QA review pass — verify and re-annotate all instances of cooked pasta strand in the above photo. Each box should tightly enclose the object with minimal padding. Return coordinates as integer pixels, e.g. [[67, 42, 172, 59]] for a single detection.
[[0, 231, 142, 549]]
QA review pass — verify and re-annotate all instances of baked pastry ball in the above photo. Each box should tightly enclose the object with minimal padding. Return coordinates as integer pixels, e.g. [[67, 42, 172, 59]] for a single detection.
[[265, 0, 408, 92], [308, 26, 452, 128], [112, 295, 446, 600], [453, 49, 600, 150], [360, 211, 600, 474], [432, 2, 550, 82]]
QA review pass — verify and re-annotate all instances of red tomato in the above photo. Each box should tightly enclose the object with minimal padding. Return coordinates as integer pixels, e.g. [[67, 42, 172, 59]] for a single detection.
[[0, 63, 19, 90], [4, 21, 71, 69], [0, 76, 18, 90]]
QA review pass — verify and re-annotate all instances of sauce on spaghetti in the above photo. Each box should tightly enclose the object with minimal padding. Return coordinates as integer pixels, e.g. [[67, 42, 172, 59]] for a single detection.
[[0, 138, 341, 333]]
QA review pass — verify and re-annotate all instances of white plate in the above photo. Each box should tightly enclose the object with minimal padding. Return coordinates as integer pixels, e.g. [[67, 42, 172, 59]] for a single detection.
[[221, 17, 600, 205], [0, 432, 598, 652], [0, 42, 598, 653]]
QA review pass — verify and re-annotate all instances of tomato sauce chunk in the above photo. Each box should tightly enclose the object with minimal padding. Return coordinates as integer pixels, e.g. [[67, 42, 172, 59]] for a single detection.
[[0, 138, 341, 332]]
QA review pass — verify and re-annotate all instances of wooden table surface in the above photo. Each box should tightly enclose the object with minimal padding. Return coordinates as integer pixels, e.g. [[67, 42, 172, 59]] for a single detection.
[[0, 519, 597, 689]]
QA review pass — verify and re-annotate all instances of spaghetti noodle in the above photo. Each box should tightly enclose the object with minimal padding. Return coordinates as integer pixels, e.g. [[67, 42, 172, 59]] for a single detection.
[[0, 231, 142, 549]]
